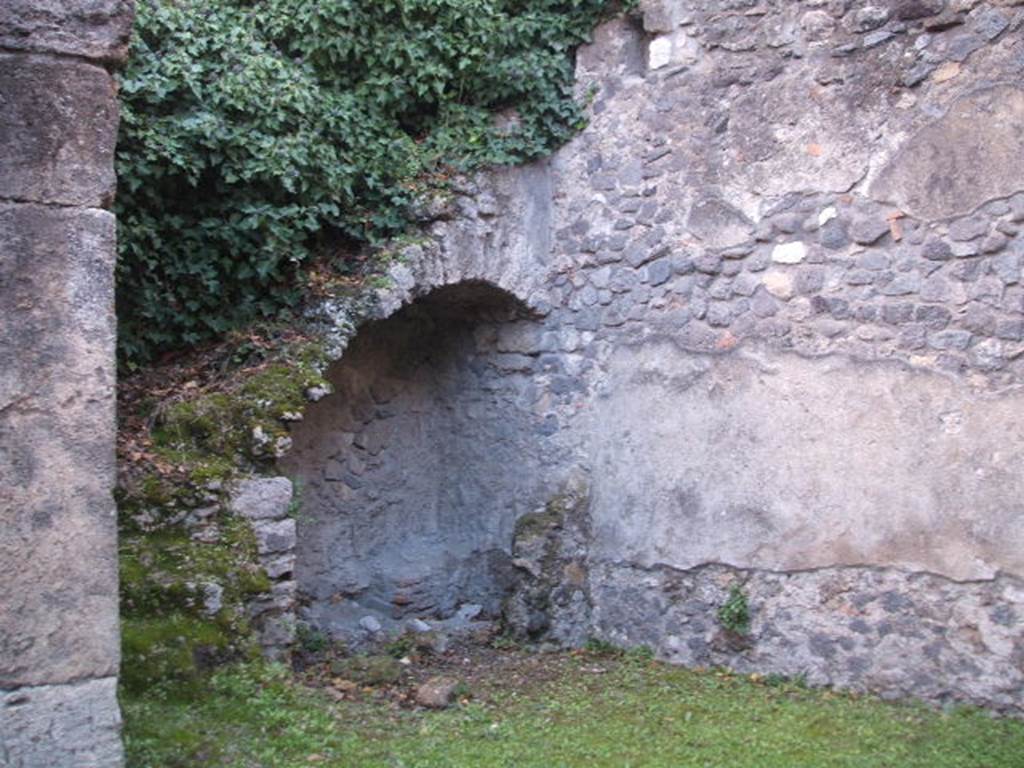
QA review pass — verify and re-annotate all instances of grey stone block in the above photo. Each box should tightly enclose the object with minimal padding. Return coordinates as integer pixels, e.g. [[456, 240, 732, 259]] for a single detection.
[[0, 1, 133, 62], [0, 54, 121, 208], [229, 477, 294, 521], [1, 205, 118, 689], [0, 678, 123, 767]]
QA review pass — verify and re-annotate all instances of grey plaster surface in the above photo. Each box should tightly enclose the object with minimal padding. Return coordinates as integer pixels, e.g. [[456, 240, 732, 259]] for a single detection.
[[588, 346, 1024, 581]]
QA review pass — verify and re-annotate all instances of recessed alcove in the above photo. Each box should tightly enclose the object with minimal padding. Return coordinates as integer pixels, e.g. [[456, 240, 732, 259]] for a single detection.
[[280, 281, 548, 639]]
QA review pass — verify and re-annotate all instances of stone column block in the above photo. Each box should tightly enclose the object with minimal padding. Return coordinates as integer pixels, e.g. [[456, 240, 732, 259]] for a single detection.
[[0, 53, 122, 207], [0, 1, 134, 62], [0, 204, 119, 688]]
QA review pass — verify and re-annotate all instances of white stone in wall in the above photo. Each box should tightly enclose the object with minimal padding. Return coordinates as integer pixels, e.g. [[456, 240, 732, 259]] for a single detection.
[[648, 29, 700, 71], [771, 241, 806, 264], [648, 36, 673, 69]]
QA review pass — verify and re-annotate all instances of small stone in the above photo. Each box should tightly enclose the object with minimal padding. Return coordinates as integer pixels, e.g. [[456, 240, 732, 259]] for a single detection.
[[991, 251, 1021, 284], [200, 582, 224, 616], [802, 10, 835, 41], [649, 36, 673, 70], [230, 477, 294, 521], [922, 239, 953, 261], [971, 8, 1009, 41], [945, 32, 985, 63], [882, 304, 915, 325], [971, 338, 1006, 371], [306, 386, 331, 402], [751, 288, 778, 318], [772, 241, 806, 264], [931, 61, 961, 83], [819, 219, 849, 250], [795, 268, 825, 295], [671, 254, 695, 274], [880, 273, 921, 296], [772, 213, 804, 234], [694, 253, 723, 274], [1009, 193, 1024, 222], [763, 270, 795, 299], [646, 258, 672, 286], [732, 273, 759, 297], [995, 318, 1024, 341], [850, 217, 890, 245], [981, 233, 1009, 254], [951, 240, 980, 258], [264, 553, 296, 580], [253, 518, 297, 555], [863, 29, 895, 48], [359, 615, 383, 633], [928, 329, 972, 351], [415, 677, 461, 709], [923, 13, 964, 32], [706, 302, 733, 327], [590, 266, 611, 289], [709, 279, 732, 300], [948, 217, 989, 241], [915, 305, 951, 330], [850, 6, 890, 32], [856, 251, 890, 271], [408, 618, 432, 633], [902, 61, 935, 87], [895, 0, 945, 21]]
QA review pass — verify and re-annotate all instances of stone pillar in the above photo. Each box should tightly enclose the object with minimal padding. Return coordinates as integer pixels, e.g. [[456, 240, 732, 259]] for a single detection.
[[0, 3, 133, 766]]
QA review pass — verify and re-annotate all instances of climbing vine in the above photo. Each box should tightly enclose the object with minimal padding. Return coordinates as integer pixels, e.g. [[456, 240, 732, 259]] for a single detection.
[[116, 0, 629, 364]]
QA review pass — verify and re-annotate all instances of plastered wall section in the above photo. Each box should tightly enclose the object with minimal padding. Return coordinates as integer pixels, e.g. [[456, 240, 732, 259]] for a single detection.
[[547, 0, 1024, 581], [0, 4, 133, 766]]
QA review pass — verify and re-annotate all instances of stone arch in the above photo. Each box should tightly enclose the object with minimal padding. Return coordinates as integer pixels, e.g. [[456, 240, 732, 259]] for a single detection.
[[280, 279, 551, 641]]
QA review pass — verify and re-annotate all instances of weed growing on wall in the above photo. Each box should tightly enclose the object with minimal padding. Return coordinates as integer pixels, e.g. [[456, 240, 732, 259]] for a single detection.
[[116, 0, 629, 364], [718, 584, 752, 635]]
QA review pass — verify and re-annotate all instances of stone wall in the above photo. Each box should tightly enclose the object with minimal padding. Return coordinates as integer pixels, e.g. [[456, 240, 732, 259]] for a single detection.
[[291, 0, 1024, 713], [0, 3, 132, 765]]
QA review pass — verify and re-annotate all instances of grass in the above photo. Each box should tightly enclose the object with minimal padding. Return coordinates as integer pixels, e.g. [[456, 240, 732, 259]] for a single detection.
[[122, 653, 1024, 768]]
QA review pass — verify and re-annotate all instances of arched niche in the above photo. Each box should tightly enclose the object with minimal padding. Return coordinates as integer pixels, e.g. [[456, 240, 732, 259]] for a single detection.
[[280, 281, 548, 639]]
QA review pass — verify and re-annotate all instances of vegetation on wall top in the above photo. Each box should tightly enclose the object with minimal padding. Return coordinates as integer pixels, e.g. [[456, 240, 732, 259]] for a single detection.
[[116, 0, 628, 364]]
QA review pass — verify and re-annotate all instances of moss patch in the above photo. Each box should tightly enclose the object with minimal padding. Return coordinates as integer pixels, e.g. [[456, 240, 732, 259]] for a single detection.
[[513, 504, 564, 541], [119, 480, 270, 693], [329, 656, 405, 686], [152, 341, 331, 465], [121, 615, 235, 695], [118, 335, 336, 689]]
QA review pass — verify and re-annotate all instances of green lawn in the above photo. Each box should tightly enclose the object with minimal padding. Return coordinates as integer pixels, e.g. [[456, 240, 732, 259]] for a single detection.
[[122, 653, 1024, 768]]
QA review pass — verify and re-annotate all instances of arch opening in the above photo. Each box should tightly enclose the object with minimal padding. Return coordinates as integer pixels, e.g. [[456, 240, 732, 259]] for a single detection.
[[281, 281, 547, 642]]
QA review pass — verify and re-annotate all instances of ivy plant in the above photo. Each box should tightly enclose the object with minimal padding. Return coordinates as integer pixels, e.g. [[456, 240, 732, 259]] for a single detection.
[[116, 0, 628, 364]]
